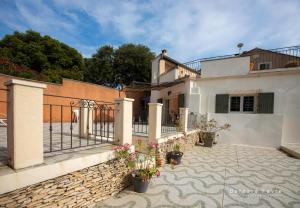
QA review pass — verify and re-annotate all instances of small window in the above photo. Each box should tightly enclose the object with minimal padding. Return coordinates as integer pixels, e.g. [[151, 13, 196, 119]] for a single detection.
[[230, 96, 241, 112], [217, 93, 274, 114], [229, 95, 255, 113], [243, 96, 254, 112], [259, 63, 271, 70]]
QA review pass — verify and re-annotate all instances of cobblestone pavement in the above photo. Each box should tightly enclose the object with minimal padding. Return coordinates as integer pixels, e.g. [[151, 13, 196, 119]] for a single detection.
[[97, 144, 300, 208]]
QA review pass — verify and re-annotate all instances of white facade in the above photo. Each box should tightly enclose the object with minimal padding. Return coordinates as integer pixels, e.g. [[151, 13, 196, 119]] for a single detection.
[[201, 56, 250, 78], [151, 56, 160, 84], [151, 52, 300, 148], [194, 71, 300, 147], [159, 69, 178, 83]]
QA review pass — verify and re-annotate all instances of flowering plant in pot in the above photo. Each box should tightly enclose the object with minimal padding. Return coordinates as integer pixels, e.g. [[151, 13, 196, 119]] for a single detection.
[[195, 117, 231, 147], [113, 141, 160, 193], [113, 143, 131, 161], [166, 138, 183, 166]]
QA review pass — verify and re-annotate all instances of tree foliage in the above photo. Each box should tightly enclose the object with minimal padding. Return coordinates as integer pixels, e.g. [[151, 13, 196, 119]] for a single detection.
[[0, 30, 155, 86], [84, 45, 115, 86], [85, 44, 155, 86], [0, 30, 84, 83]]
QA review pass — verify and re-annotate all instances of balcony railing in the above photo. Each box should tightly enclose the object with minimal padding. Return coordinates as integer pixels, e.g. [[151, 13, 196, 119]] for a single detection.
[[183, 45, 300, 71], [248, 45, 300, 71]]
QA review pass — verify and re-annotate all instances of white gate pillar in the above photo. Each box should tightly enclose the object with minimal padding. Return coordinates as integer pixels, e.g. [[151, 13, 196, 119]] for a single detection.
[[5, 79, 46, 169], [79, 100, 93, 138], [148, 103, 163, 143], [179, 107, 189, 132], [114, 98, 134, 145]]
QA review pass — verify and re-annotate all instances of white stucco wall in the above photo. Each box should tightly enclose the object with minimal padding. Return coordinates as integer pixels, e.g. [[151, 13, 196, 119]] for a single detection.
[[197, 72, 300, 146], [208, 113, 283, 148], [150, 82, 189, 105], [151, 56, 160, 84], [201, 56, 250, 78], [150, 90, 160, 103], [159, 83, 186, 99], [159, 69, 178, 83]]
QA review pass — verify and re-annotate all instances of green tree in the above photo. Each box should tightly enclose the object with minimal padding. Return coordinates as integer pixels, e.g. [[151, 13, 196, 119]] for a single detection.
[[84, 44, 155, 86], [0, 30, 85, 83], [84, 45, 115, 86], [114, 44, 155, 85]]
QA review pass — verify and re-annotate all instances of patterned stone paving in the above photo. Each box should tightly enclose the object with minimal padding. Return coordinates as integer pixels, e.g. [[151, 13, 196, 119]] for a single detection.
[[96, 145, 300, 208]]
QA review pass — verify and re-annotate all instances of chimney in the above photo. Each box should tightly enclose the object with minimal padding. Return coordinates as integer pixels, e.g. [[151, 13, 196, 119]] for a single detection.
[[161, 49, 167, 56]]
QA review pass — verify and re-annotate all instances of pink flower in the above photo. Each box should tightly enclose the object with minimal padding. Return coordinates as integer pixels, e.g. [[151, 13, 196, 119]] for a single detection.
[[124, 143, 131, 150], [148, 142, 158, 149], [156, 170, 160, 177], [113, 146, 120, 150]]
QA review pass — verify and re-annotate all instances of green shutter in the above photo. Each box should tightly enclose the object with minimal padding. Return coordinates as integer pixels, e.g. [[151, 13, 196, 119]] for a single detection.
[[215, 94, 229, 113], [178, 94, 185, 107], [157, 98, 163, 103], [257, 92, 274, 114]]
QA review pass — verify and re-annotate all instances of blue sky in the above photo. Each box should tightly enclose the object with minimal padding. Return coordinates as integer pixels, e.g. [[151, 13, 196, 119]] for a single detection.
[[0, 0, 300, 62]]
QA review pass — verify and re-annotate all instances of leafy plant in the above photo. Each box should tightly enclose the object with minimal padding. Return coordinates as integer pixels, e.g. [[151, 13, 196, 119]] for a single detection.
[[113, 141, 160, 181], [173, 143, 181, 152], [195, 116, 231, 132], [166, 138, 183, 153]]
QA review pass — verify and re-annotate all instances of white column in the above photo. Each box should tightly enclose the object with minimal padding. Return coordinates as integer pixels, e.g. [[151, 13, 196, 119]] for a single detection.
[[79, 100, 93, 138], [5, 79, 46, 169], [114, 98, 134, 145], [179, 107, 189, 132], [148, 103, 163, 142]]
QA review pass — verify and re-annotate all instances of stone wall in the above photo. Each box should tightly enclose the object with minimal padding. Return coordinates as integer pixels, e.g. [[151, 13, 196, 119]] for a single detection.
[[0, 159, 131, 208]]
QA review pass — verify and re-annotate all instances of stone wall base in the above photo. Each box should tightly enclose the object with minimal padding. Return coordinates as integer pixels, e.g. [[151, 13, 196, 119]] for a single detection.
[[0, 159, 131, 207]]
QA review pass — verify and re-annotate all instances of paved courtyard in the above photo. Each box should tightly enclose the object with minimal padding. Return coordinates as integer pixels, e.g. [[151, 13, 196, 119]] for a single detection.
[[96, 144, 300, 208]]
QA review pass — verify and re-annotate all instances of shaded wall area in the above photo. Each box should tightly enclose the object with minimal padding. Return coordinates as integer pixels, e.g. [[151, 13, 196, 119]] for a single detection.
[[0, 74, 149, 123], [124, 89, 150, 121]]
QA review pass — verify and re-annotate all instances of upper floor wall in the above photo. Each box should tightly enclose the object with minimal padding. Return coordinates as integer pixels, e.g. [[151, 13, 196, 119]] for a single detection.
[[201, 56, 250, 78], [151, 53, 199, 84]]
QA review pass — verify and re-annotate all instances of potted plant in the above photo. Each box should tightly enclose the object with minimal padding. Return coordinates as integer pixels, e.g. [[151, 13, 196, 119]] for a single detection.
[[166, 138, 184, 166], [196, 118, 230, 147], [113, 141, 160, 193], [170, 142, 183, 165]]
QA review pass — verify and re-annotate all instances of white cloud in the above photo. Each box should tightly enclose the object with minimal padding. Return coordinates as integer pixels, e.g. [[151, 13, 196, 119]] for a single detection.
[[2, 0, 300, 60], [53, 0, 300, 60], [14, 0, 75, 33]]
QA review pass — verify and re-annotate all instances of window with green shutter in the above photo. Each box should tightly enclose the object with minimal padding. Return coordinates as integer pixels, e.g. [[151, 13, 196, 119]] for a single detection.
[[257, 92, 274, 114], [178, 94, 185, 107], [215, 94, 229, 113]]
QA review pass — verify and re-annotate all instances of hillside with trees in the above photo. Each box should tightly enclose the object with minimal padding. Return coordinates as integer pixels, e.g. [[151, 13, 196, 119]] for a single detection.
[[0, 30, 155, 86], [0, 30, 85, 83]]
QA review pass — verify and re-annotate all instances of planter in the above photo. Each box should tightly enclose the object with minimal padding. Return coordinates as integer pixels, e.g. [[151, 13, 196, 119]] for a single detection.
[[199, 131, 216, 147], [167, 151, 183, 165], [132, 176, 150, 193]]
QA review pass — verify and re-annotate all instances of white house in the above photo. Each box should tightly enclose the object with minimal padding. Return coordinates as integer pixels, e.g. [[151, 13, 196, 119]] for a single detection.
[[150, 46, 300, 148]]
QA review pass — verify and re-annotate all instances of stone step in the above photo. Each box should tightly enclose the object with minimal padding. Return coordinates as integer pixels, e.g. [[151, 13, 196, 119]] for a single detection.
[[280, 145, 300, 159]]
